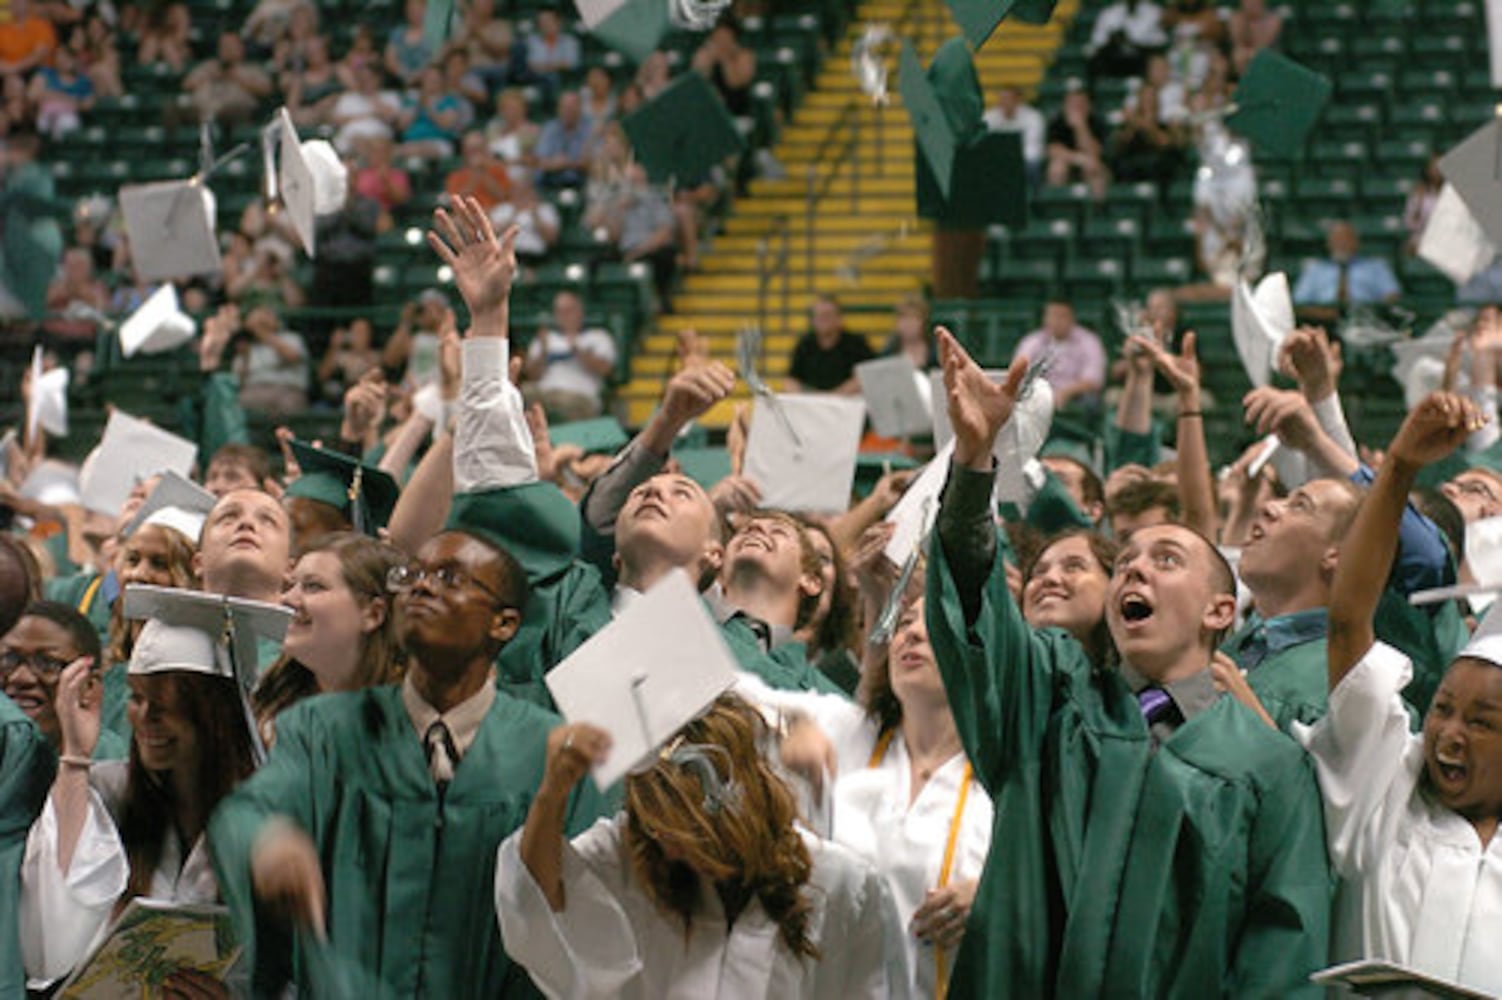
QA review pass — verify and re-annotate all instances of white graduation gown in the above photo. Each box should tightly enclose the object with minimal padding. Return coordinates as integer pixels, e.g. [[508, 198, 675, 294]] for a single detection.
[[1296, 642, 1502, 994], [19, 761, 218, 986], [496, 815, 912, 1000]]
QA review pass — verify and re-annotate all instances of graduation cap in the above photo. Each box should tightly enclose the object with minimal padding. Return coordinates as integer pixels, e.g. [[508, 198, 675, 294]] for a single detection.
[[77, 410, 199, 518], [855, 356, 933, 438], [27, 346, 68, 440], [119, 283, 196, 358], [271, 108, 348, 258], [1417, 183, 1497, 287], [883, 441, 952, 566], [902, 38, 1027, 228], [545, 568, 738, 789], [943, 0, 1057, 52], [994, 367, 1054, 505], [672, 446, 732, 491], [122, 470, 216, 542], [622, 71, 745, 185], [18, 459, 80, 507], [118, 178, 223, 284], [547, 416, 630, 456], [284, 440, 400, 537], [1231, 272, 1293, 389], [575, 0, 671, 63], [1224, 50, 1332, 158], [123, 584, 291, 686], [445, 481, 581, 584], [742, 393, 867, 514], [1439, 115, 1502, 250]]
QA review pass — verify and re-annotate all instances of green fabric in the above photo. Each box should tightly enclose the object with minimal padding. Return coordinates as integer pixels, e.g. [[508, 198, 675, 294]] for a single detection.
[[590, 0, 670, 64], [924, 539, 1329, 997], [672, 446, 732, 491], [496, 560, 613, 709], [44, 570, 112, 643], [96, 661, 131, 758], [0, 691, 57, 997], [1104, 423, 1160, 474], [719, 616, 847, 696], [1222, 624, 1330, 733], [814, 647, 861, 697], [208, 684, 607, 998], [195, 371, 251, 462], [1024, 470, 1093, 535], [548, 417, 629, 456], [41, 531, 76, 579], [1225, 50, 1332, 158], [622, 71, 743, 185], [1372, 588, 1465, 723], [2, 162, 63, 319], [446, 482, 580, 585]]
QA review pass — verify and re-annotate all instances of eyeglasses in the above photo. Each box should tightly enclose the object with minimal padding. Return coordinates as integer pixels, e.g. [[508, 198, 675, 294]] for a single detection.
[[387, 563, 508, 605], [0, 650, 72, 679]]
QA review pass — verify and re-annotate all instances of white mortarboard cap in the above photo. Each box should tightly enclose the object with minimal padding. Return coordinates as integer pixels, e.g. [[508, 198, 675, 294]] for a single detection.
[[123, 470, 215, 542], [855, 356, 933, 438], [1461, 588, 1502, 668], [884, 440, 953, 566], [545, 569, 738, 789], [123, 584, 291, 686], [119, 179, 223, 283], [1439, 117, 1502, 249], [119, 284, 196, 358], [1417, 183, 1497, 287], [18, 459, 80, 507], [78, 410, 198, 517], [277, 108, 347, 258], [1391, 322, 1459, 410], [742, 394, 867, 514], [1231, 272, 1293, 388], [27, 346, 68, 439]]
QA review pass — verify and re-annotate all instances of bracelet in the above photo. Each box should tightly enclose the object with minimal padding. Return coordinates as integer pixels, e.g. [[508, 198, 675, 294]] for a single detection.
[[1179, 410, 1203, 418], [59, 754, 92, 769]]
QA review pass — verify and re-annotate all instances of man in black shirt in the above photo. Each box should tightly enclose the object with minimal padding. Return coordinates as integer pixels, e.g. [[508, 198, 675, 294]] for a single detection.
[[785, 294, 874, 394]]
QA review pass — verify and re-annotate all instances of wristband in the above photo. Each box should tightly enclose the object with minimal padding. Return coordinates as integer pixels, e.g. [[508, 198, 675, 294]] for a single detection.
[[59, 754, 92, 769], [1178, 410, 1203, 418]]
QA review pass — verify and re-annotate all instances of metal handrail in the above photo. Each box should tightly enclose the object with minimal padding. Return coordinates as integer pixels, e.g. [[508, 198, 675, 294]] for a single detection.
[[754, 214, 793, 374]]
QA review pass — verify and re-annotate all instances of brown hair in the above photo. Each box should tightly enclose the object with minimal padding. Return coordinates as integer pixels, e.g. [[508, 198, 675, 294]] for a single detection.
[[208, 443, 272, 488], [106, 525, 199, 668], [1022, 529, 1120, 667], [117, 672, 256, 904], [796, 517, 857, 659], [624, 694, 818, 960], [253, 533, 408, 733], [0, 535, 41, 637], [858, 581, 925, 735], [1106, 478, 1180, 524], [740, 511, 824, 630]]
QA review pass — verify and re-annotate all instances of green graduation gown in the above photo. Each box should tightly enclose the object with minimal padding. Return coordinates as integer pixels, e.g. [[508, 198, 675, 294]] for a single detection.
[[718, 617, 847, 696], [0, 691, 56, 997], [925, 541, 1330, 998], [1222, 615, 1331, 733], [38, 571, 131, 755], [209, 685, 607, 998]]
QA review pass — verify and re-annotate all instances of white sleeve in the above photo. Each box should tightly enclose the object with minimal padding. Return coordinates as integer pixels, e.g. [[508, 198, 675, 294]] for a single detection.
[[494, 821, 642, 1000], [454, 337, 538, 492], [1294, 641, 1417, 878], [1310, 393, 1357, 458], [20, 790, 128, 984], [824, 849, 912, 999]]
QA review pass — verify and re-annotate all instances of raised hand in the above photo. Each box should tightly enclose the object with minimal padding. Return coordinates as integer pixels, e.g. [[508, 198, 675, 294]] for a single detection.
[[427, 195, 520, 326], [1278, 325, 1341, 400], [341, 369, 387, 443], [55, 657, 99, 759], [1388, 391, 1487, 470], [540, 722, 612, 801], [1131, 330, 1200, 406], [1242, 386, 1320, 453], [661, 362, 736, 429], [937, 326, 1027, 471]]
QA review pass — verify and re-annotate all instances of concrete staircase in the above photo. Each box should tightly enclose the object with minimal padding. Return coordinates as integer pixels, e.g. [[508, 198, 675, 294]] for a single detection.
[[617, 0, 1078, 427]]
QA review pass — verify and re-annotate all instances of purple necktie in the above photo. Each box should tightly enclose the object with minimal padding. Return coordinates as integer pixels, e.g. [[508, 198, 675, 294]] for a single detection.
[[1138, 687, 1174, 724]]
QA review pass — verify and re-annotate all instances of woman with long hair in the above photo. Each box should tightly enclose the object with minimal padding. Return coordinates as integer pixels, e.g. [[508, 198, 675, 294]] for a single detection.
[[1019, 529, 1119, 667], [497, 693, 907, 997], [253, 532, 407, 742], [18, 589, 264, 990]]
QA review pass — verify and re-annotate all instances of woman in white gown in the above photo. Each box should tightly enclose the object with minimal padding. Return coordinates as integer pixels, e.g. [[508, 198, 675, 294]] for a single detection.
[[19, 588, 263, 991], [496, 693, 910, 999]]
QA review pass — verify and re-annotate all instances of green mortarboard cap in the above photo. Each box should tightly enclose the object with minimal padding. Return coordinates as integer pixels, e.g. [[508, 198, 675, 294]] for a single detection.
[[672, 447, 732, 490], [445, 482, 581, 584], [1225, 50, 1332, 158], [285, 440, 401, 537], [854, 452, 920, 498], [900, 40, 958, 202], [623, 72, 745, 185], [576, 0, 670, 63], [944, 0, 1018, 49], [548, 417, 630, 456]]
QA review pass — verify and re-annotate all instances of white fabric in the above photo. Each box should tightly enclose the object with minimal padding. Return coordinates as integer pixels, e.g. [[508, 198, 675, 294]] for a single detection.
[[20, 762, 219, 987], [982, 104, 1046, 165], [490, 201, 560, 257], [1295, 642, 1502, 995], [331, 91, 402, 154], [454, 337, 537, 492], [1311, 392, 1357, 460], [1088, 1, 1167, 53], [496, 815, 911, 999], [528, 329, 617, 400], [240, 331, 309, 392]]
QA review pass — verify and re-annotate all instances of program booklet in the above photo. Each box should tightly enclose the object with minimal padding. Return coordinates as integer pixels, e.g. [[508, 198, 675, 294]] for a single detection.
[[1312, 959, 1493, 999], [58, 899, 241, 999]]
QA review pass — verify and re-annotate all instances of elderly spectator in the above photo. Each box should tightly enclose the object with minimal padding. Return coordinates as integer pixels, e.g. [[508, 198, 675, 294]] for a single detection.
[[524, 9, 580, 84], [1292, 220, 1402, 321], [183, 33, 273, 125], [385, 0, 435, 87], [317, 316, 381, 405], [1227, 0, 1282, 74], [223, 236, 306, 312], [1087, 0, 1166, 80], [446, 130, 512, 213], [281, 34, 342, 127], [585, 162, 677, 305], [485, 87, 539, 165], [42, 246, 107, 351], [352, 135, 411, 212], [396, 65, 464, 159], [692, 19, 755, 117], [786, 294, 874, 394], [490, 173, 559, 263], [199, 303, 311, 418], [331, 61, 402, 154], [579, 65, 616, 131], [1014, 299, 1108, 412], [244, 0, 307, 48], [984, 85, 1046, 185], [29, 44, 91, 138], [269, 1, 320, 75], [0, 0, 57, 79], [534, 90, 592, 188], [134, 1, 189, 70], [881, 294, 935, 369], [524, 289, 617, 421], [1404, 156, 1444, 256], [1046, 87, 1110, 200]]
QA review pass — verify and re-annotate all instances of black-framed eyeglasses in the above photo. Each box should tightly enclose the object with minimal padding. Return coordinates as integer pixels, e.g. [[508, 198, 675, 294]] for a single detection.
[[0, 650, 71, 679], [387, 563, 508, 605]]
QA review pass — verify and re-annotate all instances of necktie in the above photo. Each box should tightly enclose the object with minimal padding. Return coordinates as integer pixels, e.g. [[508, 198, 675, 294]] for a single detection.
[[425, 720, 457, 786], [1138, 686, 1177, 726], [1336, 261, 1350, 306], [735, 613, 773, 653]]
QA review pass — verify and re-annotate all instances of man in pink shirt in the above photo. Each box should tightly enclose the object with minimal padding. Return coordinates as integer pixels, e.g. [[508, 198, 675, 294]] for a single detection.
[[1014, 299, 1107, 413]]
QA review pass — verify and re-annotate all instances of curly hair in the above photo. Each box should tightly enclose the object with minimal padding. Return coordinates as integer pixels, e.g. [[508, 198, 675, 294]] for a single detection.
[[106, 524, 199, 668], [623, 694, 819, 960]]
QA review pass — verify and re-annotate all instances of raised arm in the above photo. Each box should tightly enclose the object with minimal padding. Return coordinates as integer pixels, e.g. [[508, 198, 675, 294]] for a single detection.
[[518, 722, 611, 911], [1328, 393, 1482, 690], [1136, 331, 1215, 539]]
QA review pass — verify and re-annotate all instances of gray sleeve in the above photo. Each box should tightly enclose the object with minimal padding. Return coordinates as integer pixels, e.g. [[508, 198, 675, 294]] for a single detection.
[[579, 438, 669, 537], [937, 460, 999, 626]]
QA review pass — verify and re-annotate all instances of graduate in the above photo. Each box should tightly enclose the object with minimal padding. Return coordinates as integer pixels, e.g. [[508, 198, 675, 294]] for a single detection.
[[1, 602, 127, 760], [1303, 390, 1502, 993], [208, 202, 609, 998], [0, 690, 55, 999], [497, 694, 909, 998], [1019, 529, 1117, 663], [924, 328, 1330, 996], [18, 587, 276, 991]]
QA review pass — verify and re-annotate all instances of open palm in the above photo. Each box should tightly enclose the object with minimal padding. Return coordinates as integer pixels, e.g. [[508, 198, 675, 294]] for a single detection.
[[937, 326, 1026, 469], [428, 195, 520, 321]]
